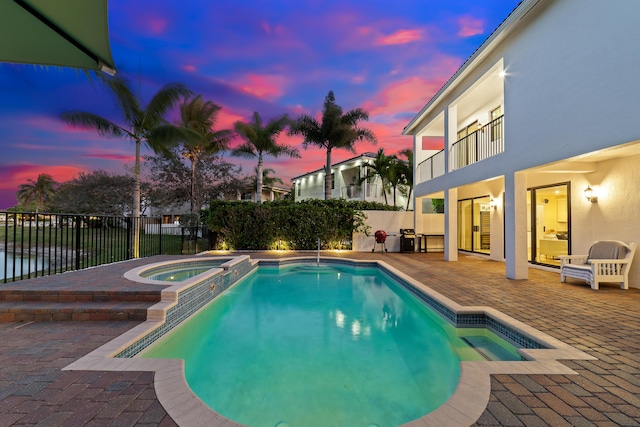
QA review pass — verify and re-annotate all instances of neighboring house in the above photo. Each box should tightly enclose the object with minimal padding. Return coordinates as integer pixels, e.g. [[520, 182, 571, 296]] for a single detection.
[[292, 152, 412, 209], [152, 185, 290, 224], [403, 0, 640, 287], [237, 185, 290, 203]]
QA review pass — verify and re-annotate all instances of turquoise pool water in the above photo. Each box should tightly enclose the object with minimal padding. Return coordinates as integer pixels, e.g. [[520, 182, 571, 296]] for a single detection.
[[143, 264, 518, 426], [140, 259, 226, 282]]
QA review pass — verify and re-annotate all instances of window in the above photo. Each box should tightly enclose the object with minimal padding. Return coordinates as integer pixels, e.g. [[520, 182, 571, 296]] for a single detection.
[[490, 106, 502, 120], [331, 173, 335, 190], [490, 106, 503, 142], [297, 182, 301, 197]]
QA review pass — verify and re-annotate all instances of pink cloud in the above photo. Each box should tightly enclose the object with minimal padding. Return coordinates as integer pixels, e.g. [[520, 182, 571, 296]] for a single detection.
[[363, 76, 450, 118], [232, 74, 286, 101], [182, 64, 197, 72], [83, 152, 137, 162], [217, 108, 247, 133], [376, 29, 423, 46], [143, 16, 169, 36], [0, 164, 84, 191], [457, 15, 484, 38], [260, 21, 286, 36]]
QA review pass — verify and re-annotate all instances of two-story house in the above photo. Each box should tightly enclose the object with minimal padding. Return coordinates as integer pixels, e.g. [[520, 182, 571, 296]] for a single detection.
[[403, 0, 640, 287], [292, 152, 412, 209]]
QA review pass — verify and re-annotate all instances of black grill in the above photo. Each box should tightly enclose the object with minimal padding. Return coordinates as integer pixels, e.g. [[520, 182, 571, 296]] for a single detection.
[[400, 229, 415, 253]]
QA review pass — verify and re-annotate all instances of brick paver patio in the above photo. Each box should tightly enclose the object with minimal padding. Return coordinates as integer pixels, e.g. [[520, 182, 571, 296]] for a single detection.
[[1, 252, 639, 426]]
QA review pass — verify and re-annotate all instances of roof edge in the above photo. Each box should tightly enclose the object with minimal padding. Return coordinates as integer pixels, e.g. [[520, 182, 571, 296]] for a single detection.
[[403, 0, 540, 135]]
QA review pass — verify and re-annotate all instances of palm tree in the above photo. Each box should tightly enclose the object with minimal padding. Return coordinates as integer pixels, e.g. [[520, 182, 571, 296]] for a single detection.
[[152, 95, 232, 213], [61, 75, 190, 219], [16, 174, 57, 212], [252, 166, 284, 188], [289, 91, 377, 199], [386, 157, 406, 208], [398, 148, 414, 210], [361, 148, 393, 205], [233, 112, 299, 203]]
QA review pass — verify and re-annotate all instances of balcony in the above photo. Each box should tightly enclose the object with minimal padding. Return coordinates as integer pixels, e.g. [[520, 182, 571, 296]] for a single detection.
[[341, 184, 379, 199], [418, 150, 445, 182], [450, 115, 504, 170]]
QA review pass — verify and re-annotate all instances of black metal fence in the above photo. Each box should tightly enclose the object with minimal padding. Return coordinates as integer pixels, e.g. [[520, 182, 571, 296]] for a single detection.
[[1, 211, 214, 283], [450, 115, 504, 170]]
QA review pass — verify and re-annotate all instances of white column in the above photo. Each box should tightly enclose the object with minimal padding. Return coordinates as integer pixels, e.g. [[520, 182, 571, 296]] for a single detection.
[[505, 171, 528, 279], [445, 105, 457, 173], [444, 187, 458, 261]]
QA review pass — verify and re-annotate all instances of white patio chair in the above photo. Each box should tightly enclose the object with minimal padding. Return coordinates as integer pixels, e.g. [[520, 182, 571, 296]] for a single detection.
[[559, 240, 636, 290]]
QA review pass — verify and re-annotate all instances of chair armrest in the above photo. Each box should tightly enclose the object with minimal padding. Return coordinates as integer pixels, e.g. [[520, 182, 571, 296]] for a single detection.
[[559, 255, 588, 266]]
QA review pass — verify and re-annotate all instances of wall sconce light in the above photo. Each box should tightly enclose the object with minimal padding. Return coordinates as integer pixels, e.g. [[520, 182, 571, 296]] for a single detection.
[[490, 198, 497, 210], [584, 186, 598, 203]]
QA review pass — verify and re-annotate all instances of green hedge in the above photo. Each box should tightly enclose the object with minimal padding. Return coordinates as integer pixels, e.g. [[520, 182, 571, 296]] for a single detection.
[[201, 199, 399, 250]]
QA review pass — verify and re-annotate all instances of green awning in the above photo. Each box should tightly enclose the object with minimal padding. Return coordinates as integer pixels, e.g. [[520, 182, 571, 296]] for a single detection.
[[0, 0, 117, 75]]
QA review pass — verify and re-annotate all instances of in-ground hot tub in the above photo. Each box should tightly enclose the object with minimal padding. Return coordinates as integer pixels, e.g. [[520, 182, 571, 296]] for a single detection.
[[124, 257, 232, 284]]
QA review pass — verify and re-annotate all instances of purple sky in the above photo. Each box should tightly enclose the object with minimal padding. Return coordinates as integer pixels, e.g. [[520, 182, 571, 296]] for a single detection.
[[0, 0, 521, 209]]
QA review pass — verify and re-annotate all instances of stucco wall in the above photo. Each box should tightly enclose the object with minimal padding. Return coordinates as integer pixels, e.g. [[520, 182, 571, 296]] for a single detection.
[[569, 155, 640, 288], [353, 211, 414, 252]]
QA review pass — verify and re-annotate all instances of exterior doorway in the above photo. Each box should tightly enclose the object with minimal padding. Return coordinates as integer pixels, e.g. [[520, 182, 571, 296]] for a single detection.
[[458, 196, 491, 254], [527, 183, 571, 266]]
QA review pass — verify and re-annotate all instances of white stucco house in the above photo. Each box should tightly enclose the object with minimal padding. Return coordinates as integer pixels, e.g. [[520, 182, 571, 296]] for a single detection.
[[403, 0, 640, 288], [292, 152, 412, 209]]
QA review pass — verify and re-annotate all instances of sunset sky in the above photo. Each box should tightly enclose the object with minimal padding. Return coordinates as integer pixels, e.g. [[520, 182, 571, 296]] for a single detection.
[[0, 0, 521, 209]]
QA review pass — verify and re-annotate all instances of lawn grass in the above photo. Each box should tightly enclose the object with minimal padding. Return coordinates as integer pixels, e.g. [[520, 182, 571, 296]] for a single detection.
[[1, 224, 208, 281]]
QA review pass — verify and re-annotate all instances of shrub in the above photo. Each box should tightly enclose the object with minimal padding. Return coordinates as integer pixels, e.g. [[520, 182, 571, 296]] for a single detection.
[[202, 199, 396, 250]]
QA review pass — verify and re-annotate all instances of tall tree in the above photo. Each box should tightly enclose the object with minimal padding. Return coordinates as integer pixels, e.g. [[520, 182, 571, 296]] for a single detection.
[[386, 156, 407, 208], [251, 166, 284, 188], [60, 76, 190, 219], [398, 148, 414, 210], [233, 112, 299, 203], [49, 170, 136, 215], [289, 91, 377, 199], [16, 174, 57, 212], [145, 149, 245, 212], [361, 148, 393, 205], [151, 95, 232, 213]]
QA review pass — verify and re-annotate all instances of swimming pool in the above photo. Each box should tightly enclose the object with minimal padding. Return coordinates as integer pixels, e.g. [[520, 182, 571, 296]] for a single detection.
[[142, 263, 518, 426], [66, 255, 595, 427]]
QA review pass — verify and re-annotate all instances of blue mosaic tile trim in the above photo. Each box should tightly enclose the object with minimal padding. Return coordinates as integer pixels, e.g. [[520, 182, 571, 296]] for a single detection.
[[116, 257, 254, 358], [377, 265, 547, 350], [258, 258, 377, 270]]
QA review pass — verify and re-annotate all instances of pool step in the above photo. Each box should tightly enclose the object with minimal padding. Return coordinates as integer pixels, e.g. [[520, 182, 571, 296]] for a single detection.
[[0, 289, 162, 303], [0, 288, 161, 323], [0, 300, 151, 322]]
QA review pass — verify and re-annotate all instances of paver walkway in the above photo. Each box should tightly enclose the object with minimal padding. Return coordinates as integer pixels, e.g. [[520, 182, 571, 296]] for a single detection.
[[1, 252, 639, 426]]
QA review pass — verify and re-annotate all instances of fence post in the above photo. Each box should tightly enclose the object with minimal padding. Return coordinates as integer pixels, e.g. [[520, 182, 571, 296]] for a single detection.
[[181, 226, 185, 255], [75, 216, 81, 271], [158, 219, 163, 255], [126, 217, 132, 259]]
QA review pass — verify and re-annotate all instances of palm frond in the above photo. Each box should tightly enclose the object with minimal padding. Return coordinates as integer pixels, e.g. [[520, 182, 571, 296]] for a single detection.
[[100, 75, 141, 126], [232, 142, 258, 158], [144, 83, 192, 130], [60, 112, 129, 138]]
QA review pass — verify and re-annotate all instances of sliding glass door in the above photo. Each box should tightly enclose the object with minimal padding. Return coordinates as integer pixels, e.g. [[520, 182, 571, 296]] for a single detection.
[[527, 183, 571, 266], [458, 196, 491, 254]]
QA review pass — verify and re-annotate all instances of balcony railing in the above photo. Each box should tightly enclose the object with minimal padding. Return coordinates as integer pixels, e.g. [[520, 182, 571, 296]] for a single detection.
[[417, 149, 445, 182], [341, 184, 379, 199], [450, 115, 504, 170]]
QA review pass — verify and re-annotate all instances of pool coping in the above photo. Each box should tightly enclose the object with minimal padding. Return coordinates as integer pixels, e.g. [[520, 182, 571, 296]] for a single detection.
[[64, 256, 595, 427]]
